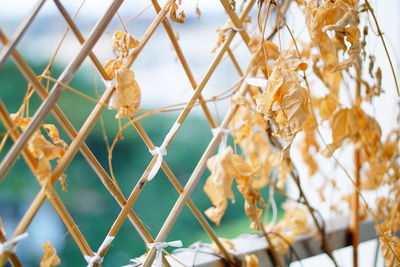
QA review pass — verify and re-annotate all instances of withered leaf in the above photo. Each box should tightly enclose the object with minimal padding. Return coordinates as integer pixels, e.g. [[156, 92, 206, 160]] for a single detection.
[[170, 3, 185, 24], [322, 108, 358, 157], [204, 146, 235, 225], [40, 242, 61, 267], [114, 67, 141, 119]]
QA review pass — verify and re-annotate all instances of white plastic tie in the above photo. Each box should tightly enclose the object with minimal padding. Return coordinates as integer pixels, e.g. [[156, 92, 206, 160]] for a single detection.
[[84, 236, 115, 267], [245, 77, 268, 88], [102, 79, 116, 110], [211, 127, 231, 152], [147, 240, 183, 267], [148, 122, 181, 182], [0, 233, 28, 254], [121, 258, 142, 267], [231, 26, 246, 32]]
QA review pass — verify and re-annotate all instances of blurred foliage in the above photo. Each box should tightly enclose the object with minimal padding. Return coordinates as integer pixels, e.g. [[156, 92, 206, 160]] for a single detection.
[[0, 61, 283, 266]]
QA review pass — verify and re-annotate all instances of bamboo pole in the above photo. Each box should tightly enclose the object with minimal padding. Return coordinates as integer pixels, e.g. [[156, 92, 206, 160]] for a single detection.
[[130, 121, 238, 265], [5, 2, 174, 265], [0, 0, 46, 69], [0, 102, 94, 259], [77, 1, 256, 263], [142, 72, 251, 267], [0, 0, 124, 181], [151, 0, 217, 129], [54, 1, 236, 263], [0, 28, 156, 246], [0, 226, 22, 267]]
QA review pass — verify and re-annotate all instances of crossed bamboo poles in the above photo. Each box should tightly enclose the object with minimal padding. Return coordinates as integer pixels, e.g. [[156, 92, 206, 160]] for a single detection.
[[0, 0, 253, 265], [0, 0, 330, 266]]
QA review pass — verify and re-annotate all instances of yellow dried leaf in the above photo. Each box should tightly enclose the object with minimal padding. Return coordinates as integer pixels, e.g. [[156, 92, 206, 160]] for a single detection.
[[255, 51, 309, 159], [231, 155, 263, 230], [40, 242, 61, 267], [114, 67, 141, 119], [299, 130, 319, 176], [112, 31, 139, 57], [42, 124, 68, 150], [103, 58, 122, 80], [204, 146, 235, 225], [211, 237, 235, 254], [322, 108, 358, 157], [267, 203, 310, 255], [244, 254, 260, 267], [11, 115, 68, 187], [170, 3, 185, 24], [240, 132, 271, 188], [380, 232, 400, 267], [316, 94, 339, 121]]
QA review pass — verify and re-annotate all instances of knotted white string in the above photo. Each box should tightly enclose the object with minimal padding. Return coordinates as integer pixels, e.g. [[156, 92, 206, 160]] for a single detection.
[[147, 240, 183, 267], [0, 233, 28, 254], [84, 236, 115, 267], [102, 79, 116, 109], [147, 122, 181, 182], [121, 258, 142, 267], [211, 127, 231, 152]]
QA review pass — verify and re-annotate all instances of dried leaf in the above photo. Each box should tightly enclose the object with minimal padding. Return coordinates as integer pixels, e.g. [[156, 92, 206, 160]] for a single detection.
[[170, 3, 185, 24], [114, 67, 141, 119], [255, 51, 309, 159], [240, 132, 271, 188], [204, 146, 235, 225], [267, 203, 310, 255], [40, 242, 61, 267], [322, 108, 358, 157], [211, 237, 235, 254], [244, 254, 260, 267], [231, 155, 263, 230], [103, 58, 122, 80]]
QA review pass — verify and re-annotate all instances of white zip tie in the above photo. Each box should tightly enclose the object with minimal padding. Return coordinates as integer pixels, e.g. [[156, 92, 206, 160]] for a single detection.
[[211, 127, 231, 153], [211, 121, 245, 153], [102, 79, 116, 110], [84, 236, 114, 267], [148, 122, 181, 182], [147, 240, 183, 267], [245, 77, 268, 88], [121, 258, 142, 267], [0, 232, 28, 254], [231, 26, 246, 32]]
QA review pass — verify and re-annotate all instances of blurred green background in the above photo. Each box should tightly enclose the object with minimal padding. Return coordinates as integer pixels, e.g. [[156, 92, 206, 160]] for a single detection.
[[0, 61, 283, 266]]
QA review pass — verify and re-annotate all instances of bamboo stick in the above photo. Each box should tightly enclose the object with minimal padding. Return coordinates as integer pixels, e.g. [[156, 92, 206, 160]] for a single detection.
[[76, 1, 256, 264], [0, 0, 124, 181], [0, 0, 46, 69], [151, 0, 217, 129], [131, 121, 238, 265], [0, 102, 94, 259], [5, 2, 174, 265], [142, 72, 251, 267], [0, 226, 22, 267], [0, 28, 156, 245]]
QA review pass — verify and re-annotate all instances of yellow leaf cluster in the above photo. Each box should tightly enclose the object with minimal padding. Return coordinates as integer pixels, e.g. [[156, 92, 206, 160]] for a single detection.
[[255, 51, 309, 159], [204, 146, 266, 229], [12, 115, 68, 190], [103, 31, 141, 119]]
